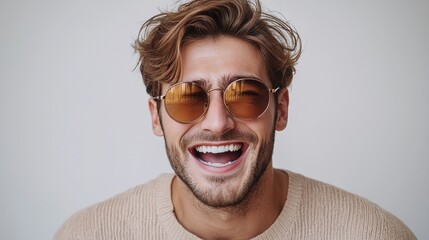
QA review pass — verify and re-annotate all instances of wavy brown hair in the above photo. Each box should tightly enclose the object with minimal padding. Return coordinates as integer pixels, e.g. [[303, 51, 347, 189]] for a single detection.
[[134, 0, 301, 97]]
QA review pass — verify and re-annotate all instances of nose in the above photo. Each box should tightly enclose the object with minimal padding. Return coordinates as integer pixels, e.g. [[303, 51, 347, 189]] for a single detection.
[[200, 90, 235, 135]]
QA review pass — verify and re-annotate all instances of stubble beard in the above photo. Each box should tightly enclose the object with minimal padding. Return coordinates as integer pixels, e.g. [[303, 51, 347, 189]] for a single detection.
[[164, 127, 276, 209]]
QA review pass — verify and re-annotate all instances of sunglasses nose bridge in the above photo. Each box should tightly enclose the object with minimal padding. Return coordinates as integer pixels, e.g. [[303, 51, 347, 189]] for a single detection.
[[200, 88, 235, 134], [206, 88, 229, 112], [207, 88, 223, 94]]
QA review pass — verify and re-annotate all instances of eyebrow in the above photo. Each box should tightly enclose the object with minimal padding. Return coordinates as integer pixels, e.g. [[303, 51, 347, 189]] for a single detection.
[[192, 74, 262, 90]]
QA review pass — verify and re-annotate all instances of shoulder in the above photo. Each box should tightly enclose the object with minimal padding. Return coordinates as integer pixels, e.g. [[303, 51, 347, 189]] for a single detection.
[[54, 173, 174, 240], [287, 171, 416, 240]]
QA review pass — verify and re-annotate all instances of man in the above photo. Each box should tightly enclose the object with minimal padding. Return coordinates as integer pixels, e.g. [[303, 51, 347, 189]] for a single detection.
[[55, 0, 416, 239]]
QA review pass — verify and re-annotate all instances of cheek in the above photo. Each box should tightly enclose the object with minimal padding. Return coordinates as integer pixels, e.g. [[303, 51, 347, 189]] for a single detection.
[[260, 103, 277, 125], [161, 118, 192, 147], [249, 111, 277, 138], [237, 117, 273, 141]]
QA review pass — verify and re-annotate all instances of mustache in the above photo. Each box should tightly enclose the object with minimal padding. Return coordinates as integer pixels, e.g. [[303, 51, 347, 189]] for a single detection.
[[181, 130, 258, 148]]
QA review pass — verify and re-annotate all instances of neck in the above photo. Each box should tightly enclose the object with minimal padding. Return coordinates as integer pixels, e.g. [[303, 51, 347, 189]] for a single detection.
[[172, 165, 289, 239]]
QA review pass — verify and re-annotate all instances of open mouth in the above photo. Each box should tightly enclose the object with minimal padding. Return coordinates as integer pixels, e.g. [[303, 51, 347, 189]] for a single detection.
[[192, 143, 243, 168]]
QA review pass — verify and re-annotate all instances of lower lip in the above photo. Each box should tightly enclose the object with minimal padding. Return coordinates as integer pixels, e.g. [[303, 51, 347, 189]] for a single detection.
[[193, 150, 246, 174]]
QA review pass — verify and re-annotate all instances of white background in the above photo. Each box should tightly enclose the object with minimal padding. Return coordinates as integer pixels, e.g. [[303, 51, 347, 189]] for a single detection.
[[1, 0, 428, 239]]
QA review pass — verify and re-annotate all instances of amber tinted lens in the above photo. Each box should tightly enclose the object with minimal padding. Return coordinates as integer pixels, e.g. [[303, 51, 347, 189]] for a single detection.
[[164, 82, 208, 123], [224, 79, 270, 119]]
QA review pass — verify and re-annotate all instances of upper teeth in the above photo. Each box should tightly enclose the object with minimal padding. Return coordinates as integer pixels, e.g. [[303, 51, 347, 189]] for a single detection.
[[195, 144, 241, 154]]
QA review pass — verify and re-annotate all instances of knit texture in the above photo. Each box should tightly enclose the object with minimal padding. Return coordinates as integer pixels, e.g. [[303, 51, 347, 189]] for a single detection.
[[54, 171, 416, 239]]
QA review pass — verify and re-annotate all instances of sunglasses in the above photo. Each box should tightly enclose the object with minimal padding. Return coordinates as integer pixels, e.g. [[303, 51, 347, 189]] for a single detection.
[[153, 78, 279, 124]]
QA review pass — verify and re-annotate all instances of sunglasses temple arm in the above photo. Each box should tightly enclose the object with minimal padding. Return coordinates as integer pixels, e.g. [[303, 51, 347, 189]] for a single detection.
[[151, 95, 166, 100], [269, 87, 280, 93]]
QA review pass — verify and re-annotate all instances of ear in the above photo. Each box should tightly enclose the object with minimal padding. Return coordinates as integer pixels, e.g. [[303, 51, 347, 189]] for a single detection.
[[148, 99, 164, 136], [275, 88, 289, 131]]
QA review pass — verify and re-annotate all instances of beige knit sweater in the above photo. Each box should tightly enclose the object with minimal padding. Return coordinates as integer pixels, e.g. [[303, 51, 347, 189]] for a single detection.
[[54, 171, 416, 239]]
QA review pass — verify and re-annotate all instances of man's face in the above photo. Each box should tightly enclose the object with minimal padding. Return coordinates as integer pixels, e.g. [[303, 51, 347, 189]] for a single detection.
[[149, 36, 288, 208]]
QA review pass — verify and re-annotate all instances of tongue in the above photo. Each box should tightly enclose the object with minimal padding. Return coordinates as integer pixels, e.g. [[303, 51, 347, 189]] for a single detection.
[[198, 151, 241, 164]]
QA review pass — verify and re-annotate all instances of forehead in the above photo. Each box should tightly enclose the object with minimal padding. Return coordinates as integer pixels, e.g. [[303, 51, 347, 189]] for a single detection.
[[179, 36, 269, 89]]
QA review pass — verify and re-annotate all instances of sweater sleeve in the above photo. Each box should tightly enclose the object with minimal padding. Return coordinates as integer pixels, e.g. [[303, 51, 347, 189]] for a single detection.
[[53, 174, 177, 240], [54, 207, 98, 240], [307, 176, 416, 240], [380, 210, 416, 240], [53, 181, 156, 240], [285, 172, 417, 240]]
